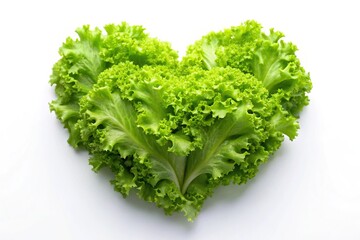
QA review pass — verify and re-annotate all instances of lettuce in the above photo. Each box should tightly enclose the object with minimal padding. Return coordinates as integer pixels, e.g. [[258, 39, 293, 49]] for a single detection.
[[49, 20, 311, 221]]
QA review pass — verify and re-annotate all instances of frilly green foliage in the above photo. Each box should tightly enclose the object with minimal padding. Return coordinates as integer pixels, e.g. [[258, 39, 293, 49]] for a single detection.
[[50, 20, 311, 221]]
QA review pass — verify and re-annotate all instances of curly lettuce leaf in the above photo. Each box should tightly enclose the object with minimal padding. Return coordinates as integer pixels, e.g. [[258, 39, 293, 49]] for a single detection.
[[101, 22, 178, 67], [50, 23, 179, 147], [49, 21, 311, 221], [183, 20, 312, 116], [49, 25, 105, 146], [75, 64, 297, 220]]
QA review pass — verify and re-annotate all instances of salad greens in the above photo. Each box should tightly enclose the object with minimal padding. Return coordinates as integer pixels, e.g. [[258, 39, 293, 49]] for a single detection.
[[50, 20, 311, 221]]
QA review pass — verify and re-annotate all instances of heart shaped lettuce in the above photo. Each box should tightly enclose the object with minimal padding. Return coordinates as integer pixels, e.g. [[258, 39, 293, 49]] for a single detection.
[[49, 20, 311, 221]]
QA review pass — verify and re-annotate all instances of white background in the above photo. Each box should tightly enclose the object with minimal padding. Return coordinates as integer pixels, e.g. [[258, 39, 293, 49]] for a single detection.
[[1, 0, 359, 239]]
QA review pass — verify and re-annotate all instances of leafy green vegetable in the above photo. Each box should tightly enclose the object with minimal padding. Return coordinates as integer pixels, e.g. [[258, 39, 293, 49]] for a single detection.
[[50, 20, 311, 221]]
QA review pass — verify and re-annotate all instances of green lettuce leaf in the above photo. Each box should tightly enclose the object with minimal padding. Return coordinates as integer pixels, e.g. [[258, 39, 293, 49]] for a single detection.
[[49, 21, 311, 221], [183, 20, 312, 116]]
